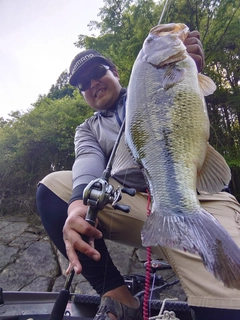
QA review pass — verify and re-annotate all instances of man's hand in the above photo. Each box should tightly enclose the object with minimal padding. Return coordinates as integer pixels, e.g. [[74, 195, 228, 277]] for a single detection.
[[63, 200, 102, 274], [184, 31, 205, 73]]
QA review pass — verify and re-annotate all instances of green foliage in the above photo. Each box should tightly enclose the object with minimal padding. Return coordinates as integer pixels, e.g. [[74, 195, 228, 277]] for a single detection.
[[74, 0, 162, 86], [0, 91, 93, 215], [47, 71, 75, 100], [1, 0, 240, 216], [199, 1, 240, 200], [75, 0, 240, 200]]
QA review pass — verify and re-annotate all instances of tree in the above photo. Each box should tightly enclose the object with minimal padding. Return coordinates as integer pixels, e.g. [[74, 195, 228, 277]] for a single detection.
[[0, 91, 93, 215], [47, 71, 75, 100], [1, 0, 240, 217], [74, 0, 162, 86], [74, 0, 240, 199]]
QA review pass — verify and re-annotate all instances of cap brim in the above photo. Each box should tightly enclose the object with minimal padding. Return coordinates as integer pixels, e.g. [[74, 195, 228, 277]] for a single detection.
[[69, 57, 108, 86]]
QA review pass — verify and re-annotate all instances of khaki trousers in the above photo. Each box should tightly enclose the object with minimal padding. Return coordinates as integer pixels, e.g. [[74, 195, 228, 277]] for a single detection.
[[40, 170, 240, 309]]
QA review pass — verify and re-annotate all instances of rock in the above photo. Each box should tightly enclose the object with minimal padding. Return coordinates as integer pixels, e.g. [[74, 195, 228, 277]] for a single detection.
[[0, 216, 186, 303], [0, 244, 19, 271], [0, 240, 59, 291], [0, 220, 29, 245], [10, 232, 40, 250], [21, 276, 53, 292], [52, 274, 66, 292]]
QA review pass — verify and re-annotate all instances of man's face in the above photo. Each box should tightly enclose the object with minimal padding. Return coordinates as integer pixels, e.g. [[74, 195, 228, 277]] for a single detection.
[[79, 62, 122, 111]]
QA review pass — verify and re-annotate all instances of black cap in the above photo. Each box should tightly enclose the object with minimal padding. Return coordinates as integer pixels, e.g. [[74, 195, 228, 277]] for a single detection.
[[69, 49, 109, 86]]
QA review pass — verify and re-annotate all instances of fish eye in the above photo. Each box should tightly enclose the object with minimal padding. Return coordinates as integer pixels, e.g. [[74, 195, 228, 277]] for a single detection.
[[146, 34, 156, 43], [147, 36, 154, 43]]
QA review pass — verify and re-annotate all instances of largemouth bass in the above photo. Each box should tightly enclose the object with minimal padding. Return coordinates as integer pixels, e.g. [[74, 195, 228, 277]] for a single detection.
[[125, 23, 240, 289]]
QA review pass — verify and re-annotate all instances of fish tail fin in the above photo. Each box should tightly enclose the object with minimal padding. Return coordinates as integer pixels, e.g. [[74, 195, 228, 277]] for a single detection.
[[141, 207, 240, 289]]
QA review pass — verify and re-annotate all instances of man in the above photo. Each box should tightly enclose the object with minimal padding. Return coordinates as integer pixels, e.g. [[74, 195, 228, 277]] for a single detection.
[[36, 31, 240, 320]]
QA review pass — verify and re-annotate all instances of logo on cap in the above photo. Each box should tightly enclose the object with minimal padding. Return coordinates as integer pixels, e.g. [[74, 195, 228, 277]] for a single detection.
[[72, 53, 95, 74]]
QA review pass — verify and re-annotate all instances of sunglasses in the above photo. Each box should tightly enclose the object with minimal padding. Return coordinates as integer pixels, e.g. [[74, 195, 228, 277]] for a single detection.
[[77, 65, 110, 91]]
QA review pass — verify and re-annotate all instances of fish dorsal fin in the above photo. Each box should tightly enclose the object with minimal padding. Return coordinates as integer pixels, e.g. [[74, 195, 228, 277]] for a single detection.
[[197, 143, 231, 194], [198, 73, 217, 96]]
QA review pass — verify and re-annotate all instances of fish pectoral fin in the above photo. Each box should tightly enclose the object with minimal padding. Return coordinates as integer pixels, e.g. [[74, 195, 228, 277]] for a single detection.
[[197, 143, 231, 194], [198, 73, 216, 96], [163, 65, 186, 90]]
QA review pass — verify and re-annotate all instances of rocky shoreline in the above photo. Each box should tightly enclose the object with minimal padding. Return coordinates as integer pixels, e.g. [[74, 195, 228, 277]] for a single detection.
[[0, 215, 186, 302]]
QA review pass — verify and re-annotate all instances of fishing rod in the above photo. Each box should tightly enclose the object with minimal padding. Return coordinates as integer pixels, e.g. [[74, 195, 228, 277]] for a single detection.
[[49, 118, 136, 320]]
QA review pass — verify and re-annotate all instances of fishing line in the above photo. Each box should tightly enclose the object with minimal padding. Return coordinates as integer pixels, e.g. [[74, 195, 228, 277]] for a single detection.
[[158, 0, 172, 25], [149, 272, 156, 316]]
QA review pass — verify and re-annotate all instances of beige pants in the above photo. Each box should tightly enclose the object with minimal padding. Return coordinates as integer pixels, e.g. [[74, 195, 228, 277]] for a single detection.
[[41, 171, 240, 309]]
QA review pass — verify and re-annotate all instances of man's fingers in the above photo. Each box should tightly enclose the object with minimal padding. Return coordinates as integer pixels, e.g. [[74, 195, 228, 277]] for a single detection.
[[65, 240, 82, 274], [64, 232, 101, 274], [66, 215, 102, 239], [66, 262, 72, 275], [184, 31, 205, 73], [189, 52, 204, 73], [63, 203, 102, 274], [187, 30, 200, 40]]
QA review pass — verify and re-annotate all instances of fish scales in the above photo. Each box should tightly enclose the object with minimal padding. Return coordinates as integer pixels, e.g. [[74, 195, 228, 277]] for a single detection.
[[125, 23, 240, 289], [127, 44, 207, 211]]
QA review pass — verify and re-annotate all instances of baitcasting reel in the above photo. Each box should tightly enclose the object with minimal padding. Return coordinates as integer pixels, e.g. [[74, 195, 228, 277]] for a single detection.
[[83, 177, 136, 225]]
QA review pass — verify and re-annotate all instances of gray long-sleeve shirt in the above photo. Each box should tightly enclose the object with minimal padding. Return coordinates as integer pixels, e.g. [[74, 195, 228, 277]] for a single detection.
[[70, 89, 146, 203], [69, 89, 147, 204]]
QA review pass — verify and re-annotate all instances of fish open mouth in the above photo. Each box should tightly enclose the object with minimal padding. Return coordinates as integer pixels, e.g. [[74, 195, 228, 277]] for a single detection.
[[150, 23, 189, 42]]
